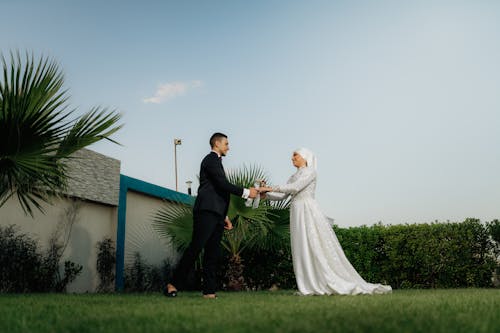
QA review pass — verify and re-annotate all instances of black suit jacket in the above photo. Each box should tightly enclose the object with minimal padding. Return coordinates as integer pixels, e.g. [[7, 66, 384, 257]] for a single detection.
[[193, 152, 244, 217]]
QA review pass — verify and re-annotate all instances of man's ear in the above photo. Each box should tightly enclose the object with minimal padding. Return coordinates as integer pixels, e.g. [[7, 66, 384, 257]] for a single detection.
[[215, 139, 224, 149]]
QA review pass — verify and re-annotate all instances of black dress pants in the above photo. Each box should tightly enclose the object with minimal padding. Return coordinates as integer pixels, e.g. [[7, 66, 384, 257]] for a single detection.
[[171, 210, 224, 294]]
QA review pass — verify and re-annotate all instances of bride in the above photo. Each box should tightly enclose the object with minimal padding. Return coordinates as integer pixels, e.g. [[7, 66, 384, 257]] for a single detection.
[[259, 148, 392, 295]]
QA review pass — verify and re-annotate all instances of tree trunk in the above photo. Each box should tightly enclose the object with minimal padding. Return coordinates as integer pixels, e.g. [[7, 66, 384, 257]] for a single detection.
[[225, 254, 246, 291]]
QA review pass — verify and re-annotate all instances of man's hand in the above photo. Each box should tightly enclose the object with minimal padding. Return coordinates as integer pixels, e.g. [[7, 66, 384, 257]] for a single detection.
[[249, 187, 258, 198], [224, 216, 233, 230]]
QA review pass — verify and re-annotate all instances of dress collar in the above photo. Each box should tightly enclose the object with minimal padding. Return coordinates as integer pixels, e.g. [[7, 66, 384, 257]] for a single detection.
[[211, 150, 221, 158]]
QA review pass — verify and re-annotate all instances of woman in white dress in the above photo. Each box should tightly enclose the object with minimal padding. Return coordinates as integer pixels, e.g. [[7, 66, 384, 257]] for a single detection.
[[259, 148, 392, 295]]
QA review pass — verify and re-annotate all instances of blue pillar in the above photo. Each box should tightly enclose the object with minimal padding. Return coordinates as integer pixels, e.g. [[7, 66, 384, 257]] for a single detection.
[[115, 175, 128, 291], [114, 174, 194, 291]]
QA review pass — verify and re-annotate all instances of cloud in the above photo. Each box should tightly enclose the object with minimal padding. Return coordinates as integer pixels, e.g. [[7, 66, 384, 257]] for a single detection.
[[143, 80, 202, 104]]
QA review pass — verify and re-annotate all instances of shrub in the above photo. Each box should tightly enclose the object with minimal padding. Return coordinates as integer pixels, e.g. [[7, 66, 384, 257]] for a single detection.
[[238, 248, 296, 291], [0, 225, 82, 292], [96, 237, 116, 292], [0, 225, 42, 292], [240, 219, 498, 290], [124, 252, 172, 292], [334, 219, 498, 288]]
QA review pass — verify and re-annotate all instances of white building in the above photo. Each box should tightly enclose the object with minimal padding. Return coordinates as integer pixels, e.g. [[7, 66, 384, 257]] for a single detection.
[[0, 148, 192, 292]]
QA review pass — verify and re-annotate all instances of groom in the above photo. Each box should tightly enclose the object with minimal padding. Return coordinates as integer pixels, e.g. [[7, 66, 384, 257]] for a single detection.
[[165, 132, 258, 299]]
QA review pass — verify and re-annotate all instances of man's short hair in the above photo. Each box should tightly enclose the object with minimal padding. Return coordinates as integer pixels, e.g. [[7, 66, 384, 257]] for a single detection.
[[210, 132, 227, 148]]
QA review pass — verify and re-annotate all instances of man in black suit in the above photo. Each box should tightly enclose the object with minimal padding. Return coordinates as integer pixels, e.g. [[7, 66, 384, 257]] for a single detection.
[[166, 132, 258, 298]]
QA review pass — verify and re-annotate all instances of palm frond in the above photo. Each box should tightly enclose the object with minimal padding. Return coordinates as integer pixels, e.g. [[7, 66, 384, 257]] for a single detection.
[[249, 206, 291, 252], [0, 51, 122, 216], [151, 200, 193, 252], [224, 177, 272, 253], [57, 107, 123, 157], [224, 164, 290, 255], [226, 164, 268, 188]]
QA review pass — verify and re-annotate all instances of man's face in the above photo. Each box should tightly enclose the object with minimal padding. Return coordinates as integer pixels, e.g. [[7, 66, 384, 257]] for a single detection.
[[215, 137, 230, 156]]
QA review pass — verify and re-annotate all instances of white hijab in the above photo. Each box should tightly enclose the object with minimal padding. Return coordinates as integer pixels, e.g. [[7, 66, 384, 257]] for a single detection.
[[295, 148, 317, 170]]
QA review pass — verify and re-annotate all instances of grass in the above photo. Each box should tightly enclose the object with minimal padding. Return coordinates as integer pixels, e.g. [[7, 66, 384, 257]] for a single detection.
[[0, 289, 499, 333]]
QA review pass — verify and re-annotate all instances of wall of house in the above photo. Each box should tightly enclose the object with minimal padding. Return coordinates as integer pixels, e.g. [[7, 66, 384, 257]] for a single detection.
[[0, 149, 190, 293], [0, 197, 117, 292], [0, 189, 184, 293], [123, 190, 179, 268], [0, 148, 121, 292]]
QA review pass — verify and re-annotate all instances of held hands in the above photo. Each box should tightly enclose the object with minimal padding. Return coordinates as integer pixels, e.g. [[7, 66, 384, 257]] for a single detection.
[[249, 187, 259, 198], [257, 181, 272, 195], [258, 186, 273, 200], [258, 186, 273, 193], [248, 182, 271, 200]]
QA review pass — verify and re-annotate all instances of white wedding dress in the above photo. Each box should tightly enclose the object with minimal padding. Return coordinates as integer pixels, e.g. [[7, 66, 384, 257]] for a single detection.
[[267, 166, 392, 295]]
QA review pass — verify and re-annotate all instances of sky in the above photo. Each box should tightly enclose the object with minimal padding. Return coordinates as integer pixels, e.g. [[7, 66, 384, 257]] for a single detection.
[[1, 0, 499, 227]]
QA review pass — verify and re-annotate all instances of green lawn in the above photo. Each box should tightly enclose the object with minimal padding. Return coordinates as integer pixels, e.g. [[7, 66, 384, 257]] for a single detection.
[[0, 289, 499, 333]]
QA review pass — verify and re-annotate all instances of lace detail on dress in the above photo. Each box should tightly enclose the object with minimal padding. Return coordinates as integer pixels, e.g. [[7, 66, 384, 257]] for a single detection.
[[275, 167, 316, 200]]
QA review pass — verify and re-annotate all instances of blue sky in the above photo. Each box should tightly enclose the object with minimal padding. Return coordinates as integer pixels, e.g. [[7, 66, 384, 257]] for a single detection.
[[2, 0, 499, 226]]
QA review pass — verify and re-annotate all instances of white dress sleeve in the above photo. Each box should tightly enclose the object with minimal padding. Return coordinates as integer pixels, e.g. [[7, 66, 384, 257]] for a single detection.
[[274, 169, 316, 195], [265, 191, 290, 201]]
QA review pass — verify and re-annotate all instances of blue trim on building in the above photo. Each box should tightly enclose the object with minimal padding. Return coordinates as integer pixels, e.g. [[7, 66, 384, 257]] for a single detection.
[[115, 174, 194, 291], [115, 177, 128, 291]]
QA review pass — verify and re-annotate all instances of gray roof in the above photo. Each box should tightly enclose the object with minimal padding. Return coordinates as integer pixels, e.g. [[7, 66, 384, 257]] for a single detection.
[[64, 148, 120, 206]]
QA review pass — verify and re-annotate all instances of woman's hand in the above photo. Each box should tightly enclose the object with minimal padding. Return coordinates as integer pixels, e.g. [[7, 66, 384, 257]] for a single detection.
[[258, 186, 273, 193]]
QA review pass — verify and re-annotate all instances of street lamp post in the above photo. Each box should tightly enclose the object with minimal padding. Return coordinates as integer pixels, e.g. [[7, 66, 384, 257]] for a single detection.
[[186, 180, 193, 195], [174, 138, 182, 191]]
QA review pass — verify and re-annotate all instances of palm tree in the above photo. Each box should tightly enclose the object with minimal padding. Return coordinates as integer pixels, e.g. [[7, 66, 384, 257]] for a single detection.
[[0, 52, 122, 216], [152, 165, 290, 291]]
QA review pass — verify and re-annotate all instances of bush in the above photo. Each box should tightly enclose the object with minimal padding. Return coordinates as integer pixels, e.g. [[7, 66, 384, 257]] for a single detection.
[[0, 225, 82, 292], [487, 219, 500, 285], [240, 219, 498, 290], [239, 248, 296, 290], [488, 219, 500, 247], [124, 252, 172, 292], [96, 237, 116, 292], [343, 218, 497, 289], [0, 225, 41, 292]]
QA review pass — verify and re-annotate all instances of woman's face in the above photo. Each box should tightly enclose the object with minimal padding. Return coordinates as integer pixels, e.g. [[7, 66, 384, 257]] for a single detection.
[[292, 152, 307, 168]]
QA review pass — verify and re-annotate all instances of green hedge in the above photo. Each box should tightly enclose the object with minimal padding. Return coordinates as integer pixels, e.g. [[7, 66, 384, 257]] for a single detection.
[[240, 218, 499, 290]]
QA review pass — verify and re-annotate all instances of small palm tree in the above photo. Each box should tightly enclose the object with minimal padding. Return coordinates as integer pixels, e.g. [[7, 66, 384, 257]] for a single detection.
[[0, 52, 122, 216], [152, 197, 194, 254], [152, 165, 290, 291]]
